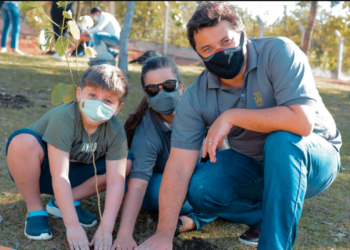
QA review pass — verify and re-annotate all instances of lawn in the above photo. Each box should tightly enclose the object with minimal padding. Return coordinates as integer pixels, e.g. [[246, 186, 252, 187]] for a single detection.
[[0, 53, 349, 250]]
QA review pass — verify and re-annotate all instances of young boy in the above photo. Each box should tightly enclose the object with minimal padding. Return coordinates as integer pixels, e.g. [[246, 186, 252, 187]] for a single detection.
[[6, 64, 128, 250]]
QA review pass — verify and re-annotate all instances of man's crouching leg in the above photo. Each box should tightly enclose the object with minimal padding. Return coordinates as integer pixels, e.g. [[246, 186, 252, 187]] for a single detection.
[[259, 131, 340, 250]]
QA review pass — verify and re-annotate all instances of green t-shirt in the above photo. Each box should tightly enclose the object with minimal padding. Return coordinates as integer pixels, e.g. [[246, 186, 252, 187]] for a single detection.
[[29, 101, 128, 163]]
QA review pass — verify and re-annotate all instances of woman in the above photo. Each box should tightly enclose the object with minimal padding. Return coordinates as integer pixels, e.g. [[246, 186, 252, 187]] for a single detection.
[[112, 57, 225, 249], [0, 1, 24, 55]]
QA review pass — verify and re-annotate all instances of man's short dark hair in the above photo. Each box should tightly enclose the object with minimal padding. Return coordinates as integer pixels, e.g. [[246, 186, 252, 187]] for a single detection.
[[187, 1, 244, 51], [91, 6, 102, 15]]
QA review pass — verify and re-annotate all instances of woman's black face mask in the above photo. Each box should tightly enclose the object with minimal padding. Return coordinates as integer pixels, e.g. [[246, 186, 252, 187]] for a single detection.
[[199, 32, 245, 80]]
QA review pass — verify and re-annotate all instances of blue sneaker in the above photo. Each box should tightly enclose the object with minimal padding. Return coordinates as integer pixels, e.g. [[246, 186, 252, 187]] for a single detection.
[[46, 199, 97, 227], [24, 210, 53, 240]]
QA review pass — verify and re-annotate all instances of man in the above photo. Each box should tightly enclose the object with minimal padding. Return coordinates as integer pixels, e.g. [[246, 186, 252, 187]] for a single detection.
[[136, 2, 341, 250], [84, 6, 121, 58]]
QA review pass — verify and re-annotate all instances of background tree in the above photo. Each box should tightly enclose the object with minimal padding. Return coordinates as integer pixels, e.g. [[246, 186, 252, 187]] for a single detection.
[[118, 1, 135, 79], [301, 1, 318, 55]]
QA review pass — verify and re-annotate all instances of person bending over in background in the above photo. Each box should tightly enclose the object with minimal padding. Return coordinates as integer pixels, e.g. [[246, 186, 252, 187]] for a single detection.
[[82, 6, 121, 58]]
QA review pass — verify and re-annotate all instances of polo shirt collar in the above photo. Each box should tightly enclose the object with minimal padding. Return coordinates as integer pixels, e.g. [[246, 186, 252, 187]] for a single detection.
[[207, 39, 258, 89], [150, 109, 172, 133], [245, 39, 258, 73]]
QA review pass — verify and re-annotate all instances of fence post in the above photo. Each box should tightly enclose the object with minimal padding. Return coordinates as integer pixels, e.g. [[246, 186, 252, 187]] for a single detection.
[[334, 30, 343, 80]]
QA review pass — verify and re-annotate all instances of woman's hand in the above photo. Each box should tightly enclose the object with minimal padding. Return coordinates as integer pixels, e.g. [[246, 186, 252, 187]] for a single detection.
[[90, 225, 113, 250], [66, 225, 90, 250], [111, 234, 137, 250]]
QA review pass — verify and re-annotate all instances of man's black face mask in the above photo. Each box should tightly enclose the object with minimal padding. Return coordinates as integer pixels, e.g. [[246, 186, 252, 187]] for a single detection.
[[199, 32, 245, 80]]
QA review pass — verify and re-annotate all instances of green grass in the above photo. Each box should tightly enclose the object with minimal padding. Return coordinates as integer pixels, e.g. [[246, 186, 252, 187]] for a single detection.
[[0, 53, 349, 250]]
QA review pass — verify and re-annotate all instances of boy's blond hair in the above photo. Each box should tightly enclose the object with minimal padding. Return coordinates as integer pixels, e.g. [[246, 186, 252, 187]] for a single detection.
[[80, 64, 129, 102]]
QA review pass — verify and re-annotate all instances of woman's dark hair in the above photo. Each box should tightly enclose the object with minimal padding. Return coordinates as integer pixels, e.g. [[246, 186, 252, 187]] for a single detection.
[[91, 6, 102, 14], [124, 56, 183, 149], [187, 1, 244, 51]]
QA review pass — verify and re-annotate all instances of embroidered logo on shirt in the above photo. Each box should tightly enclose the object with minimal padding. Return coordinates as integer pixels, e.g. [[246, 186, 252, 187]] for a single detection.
[[253, 92, 264, 107], [81, 142, 97, 152]]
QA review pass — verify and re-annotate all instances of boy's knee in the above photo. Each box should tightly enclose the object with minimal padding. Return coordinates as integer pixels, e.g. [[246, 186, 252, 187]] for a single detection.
[[8, 134, 43, 156]]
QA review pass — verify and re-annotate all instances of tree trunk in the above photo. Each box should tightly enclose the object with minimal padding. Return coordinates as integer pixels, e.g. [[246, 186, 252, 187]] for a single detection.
[[283, 5, 289, 38], [142, 1, 152, 38], [163, 1, 169, 56], [109, 1, 115, 15], [301, 1, 318, 55], [257, 15, 264, 38], [75, 1, 80, 21], [118, 1, 135, 79]]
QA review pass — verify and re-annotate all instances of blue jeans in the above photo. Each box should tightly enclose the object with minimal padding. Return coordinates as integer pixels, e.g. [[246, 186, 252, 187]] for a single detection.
[[1, 2, 20, 49], [187, 131, 340, 250], [93, 32, 119, 56], [127, 173, 217, 230]]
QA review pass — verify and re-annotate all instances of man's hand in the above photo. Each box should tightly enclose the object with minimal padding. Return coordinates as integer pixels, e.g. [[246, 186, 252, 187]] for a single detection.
[[202, 111, 232, 163], [112, 234, 137, 250], [135, 231, 173, 250], [66, 225, 90, 250], [90, 225, 113, 250]]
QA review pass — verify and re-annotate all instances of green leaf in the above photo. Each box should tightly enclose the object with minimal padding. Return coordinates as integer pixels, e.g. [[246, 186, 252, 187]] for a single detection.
[[37, 28, 53, 53], [85, 47, 97, 58], [51, 83, 67, 106], [63, 84, 76, 104], [67, 20, 80, 40], [63, 10, 73, 19], [78, 16, 94, 29], [55, 36, 69, 57], [19, 1, 40, 13], [57, 1, 73, 8]]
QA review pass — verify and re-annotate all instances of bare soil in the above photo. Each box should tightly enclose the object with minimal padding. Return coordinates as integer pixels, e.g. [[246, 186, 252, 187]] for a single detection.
[[0, 92, 33, 109], [174, 237, 221, 250]]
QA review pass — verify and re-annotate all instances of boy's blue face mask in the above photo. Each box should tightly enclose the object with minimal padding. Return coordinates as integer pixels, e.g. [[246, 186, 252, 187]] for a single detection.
[[147, 86, 181, 115], [79, 97, 116, 122]]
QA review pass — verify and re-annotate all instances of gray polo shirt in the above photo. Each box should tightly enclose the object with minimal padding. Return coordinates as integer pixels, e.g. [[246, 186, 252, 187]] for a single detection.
[[128, 109, 172, 182], [172, 37, 342, 161]]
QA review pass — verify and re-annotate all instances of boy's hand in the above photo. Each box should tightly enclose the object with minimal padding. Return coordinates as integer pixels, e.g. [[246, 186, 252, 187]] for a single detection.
[[90, 225, 113, 250], [112, 234, 137, 250], [67, 225, 90, 250]]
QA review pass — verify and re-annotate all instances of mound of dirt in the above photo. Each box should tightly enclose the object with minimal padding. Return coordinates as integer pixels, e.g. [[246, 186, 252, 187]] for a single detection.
[[173, 237, 221, 250], [0, 93, 33, 109]]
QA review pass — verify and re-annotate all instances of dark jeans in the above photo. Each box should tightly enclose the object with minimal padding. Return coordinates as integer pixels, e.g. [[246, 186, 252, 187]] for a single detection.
[[187, 131, 340, 249], [50, 1, 74, 41], [126, 173, 217, 230]]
